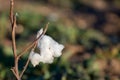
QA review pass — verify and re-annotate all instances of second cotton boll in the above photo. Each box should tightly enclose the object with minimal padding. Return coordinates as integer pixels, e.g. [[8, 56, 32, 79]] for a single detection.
[[29, 28, 64, 67]]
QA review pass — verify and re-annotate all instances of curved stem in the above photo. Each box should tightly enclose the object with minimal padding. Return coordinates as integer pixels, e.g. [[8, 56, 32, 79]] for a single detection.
[[10, 0, 20, 80], [17, 23, 49, 58], [20, 59, 30, 78]]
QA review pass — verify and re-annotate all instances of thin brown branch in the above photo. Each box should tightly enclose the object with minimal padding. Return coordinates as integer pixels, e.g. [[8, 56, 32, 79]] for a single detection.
[[11, 68, 17, 78], [43, 22, 49, 34], [11, 66, 20, 80], [17, 23, 49, 58], [12, 14, 20, 80], [10, 0, 14, 24], [20, 59, 30, 78], [10, 0, 20, 80], [19, 38, 39, 78], [12, 15, 17, 57]]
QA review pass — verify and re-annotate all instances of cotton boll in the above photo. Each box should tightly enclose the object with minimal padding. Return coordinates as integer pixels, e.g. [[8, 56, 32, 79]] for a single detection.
[[36, 34, 64, 64], [50, 43, 64, 57], [37, 35, 51, 50], [29, 51, 41, 67], [43, 35, 64, 57], [37, 35, 64, 57], [39, 49, 54, 63], [47, 37, 64, 57], [29, 29, 64, 67]]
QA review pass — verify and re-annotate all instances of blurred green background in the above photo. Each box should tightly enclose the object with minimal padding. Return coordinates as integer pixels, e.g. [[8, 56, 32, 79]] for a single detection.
[[0, 0, 120, 80]]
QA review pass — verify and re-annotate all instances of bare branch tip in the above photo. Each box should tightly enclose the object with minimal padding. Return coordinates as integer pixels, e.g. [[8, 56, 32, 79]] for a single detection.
[[43, 22, 49, 34]]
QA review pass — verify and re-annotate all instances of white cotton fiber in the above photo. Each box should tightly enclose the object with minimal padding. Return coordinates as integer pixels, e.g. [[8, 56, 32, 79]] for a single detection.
[[38, 35, 64, 57], [29, 28, 64, 67], [29, 51, 41, 67], [39, 49, 54, 63]]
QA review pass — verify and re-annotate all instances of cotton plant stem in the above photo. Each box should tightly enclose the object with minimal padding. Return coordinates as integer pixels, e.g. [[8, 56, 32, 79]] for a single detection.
[[11, 68, 18, 79], [12, 15, 17, 57], [10, 0, 17, 57], [20, 41, 39, 78], [10, 0, 14, 23], [20, 59, 30, 78], [10, 0, 49, 79], [12, 17, 19, 80], [10, 0, 21, 79], [20, 42, 37, 78]]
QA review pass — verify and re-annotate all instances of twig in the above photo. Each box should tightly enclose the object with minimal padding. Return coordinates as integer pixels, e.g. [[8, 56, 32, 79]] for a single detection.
[[20, 59, 30, 78], [20, 42, 38, 78], [12, 14, 17, 57], [10, 0, 17, 57], [10, 0, 14, 23], [11, 68, 17, 78], [17, 23, 49, 58], [10, 0, 20, 80]]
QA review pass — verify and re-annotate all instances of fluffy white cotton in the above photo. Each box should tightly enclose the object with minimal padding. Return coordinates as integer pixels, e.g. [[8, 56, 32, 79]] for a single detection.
[[49, 39, 64, 57], [29, 51, 41, 67], [29, 28, 64, 67], [38, 35, 64, 57], [39, 49, 54, 63], [29, 49, 54, 67]]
